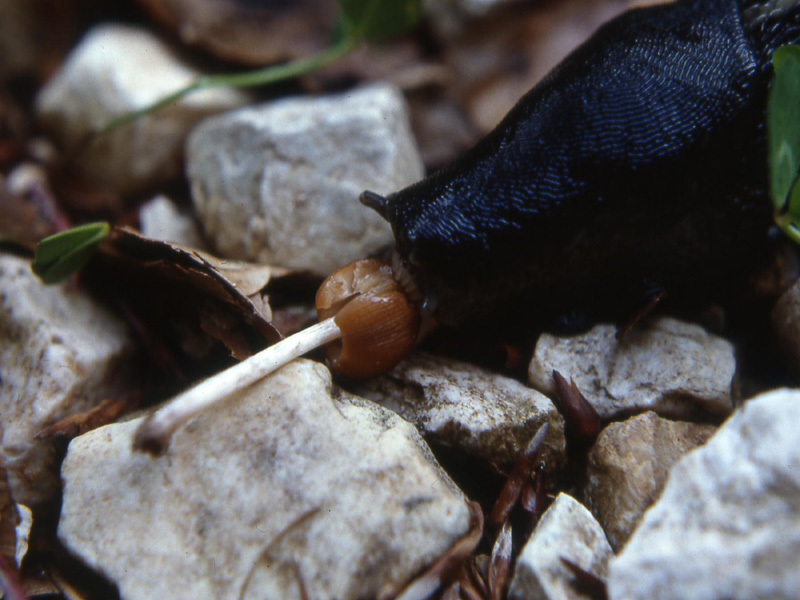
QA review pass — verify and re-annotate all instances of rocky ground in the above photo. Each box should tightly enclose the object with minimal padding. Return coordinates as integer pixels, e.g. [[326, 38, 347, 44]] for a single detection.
[[1, 1, 800, 599]]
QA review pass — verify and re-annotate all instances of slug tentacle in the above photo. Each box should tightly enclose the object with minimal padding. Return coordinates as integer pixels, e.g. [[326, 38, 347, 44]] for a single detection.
[[359, 190, 390, 218]]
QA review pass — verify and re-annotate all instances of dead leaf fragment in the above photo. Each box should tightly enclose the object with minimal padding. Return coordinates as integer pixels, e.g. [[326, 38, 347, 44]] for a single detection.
[[136, 0, 338, 65], [0, 468, 18, 566], [35, 393, 143, 441], [89, 227, 284, 366], [383, 502, 484, 600]]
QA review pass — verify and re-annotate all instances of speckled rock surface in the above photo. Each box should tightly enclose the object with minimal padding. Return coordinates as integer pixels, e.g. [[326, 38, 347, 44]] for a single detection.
[[584, 411, 715, 550], [139, 194, 206, 248], [355, 352, 565, 469], [59, 359, 472, 600], [187, 84, 424, 275], [0, 253, 134, 507], [529, 317, 737, 419], [36, 23, 249, 196], [508, 493, 613, 600], [608, 389, 800, 600]]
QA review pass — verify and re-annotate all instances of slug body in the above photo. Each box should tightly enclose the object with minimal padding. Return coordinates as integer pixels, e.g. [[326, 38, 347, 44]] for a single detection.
[[367, 0, 800, 327]]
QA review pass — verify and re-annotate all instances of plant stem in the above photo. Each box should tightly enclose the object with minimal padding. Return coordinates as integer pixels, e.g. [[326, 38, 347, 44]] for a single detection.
[[133, 317, 342, 455], [94, 37, 357, 137], [775, 211, 800, 244]]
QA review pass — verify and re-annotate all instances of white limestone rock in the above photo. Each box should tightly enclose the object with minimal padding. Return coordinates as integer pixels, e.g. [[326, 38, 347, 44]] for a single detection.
[[187, 84, 424, 275], [584, 411, 715, 550], [15, 503, 32, 568], [36, 23, 249, 196], [529, 317, 737, 419], [608, 388, 800, 600], [508, 493, 613, 600], [139, 194, 206, 248], [0, 253, 134, 507], [59, 359, 472, 600], [355, 352, 566, 469]]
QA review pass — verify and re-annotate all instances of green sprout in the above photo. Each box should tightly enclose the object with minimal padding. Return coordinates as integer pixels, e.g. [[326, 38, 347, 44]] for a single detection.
[[768, 44, 800, 243], [95, 0, 422, 136], [32, 222, 110, 284]]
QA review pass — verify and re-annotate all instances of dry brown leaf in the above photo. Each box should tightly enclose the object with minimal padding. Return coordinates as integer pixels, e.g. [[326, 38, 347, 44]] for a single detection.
[[136, 0, 338, 65], [552, 370, 603, 454], [0, 468, 18, 566], [380, 502, 484, 600], [445, 0, 640, 134], [35, 392, 143, 441], [88, 226, 284, 367], [561, 557, 609, 600], [182, 247, 287, 297], [0, 468, 26, 600], [487, 520, 512, 600], [489, 424, 549, 526]]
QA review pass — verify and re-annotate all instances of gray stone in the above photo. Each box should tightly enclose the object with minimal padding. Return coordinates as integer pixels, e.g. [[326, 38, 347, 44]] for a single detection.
[[771, 277, 800, 372], [508, 493, 613, 600], [36, 23, 248, 196], [139, 194, 206, 248], [355, 352, 565, 469], [608, 388, 800, 600], [529, 317, 737, 419], [0, 253, 134, 507], [584, 411, 715, 550], [59, 359, 472, 600], [187, 84, 424, 275]]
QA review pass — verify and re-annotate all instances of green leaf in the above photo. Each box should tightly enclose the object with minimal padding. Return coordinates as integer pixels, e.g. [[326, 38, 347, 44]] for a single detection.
[[768, 45, 800, 213], [338, 0, 422, 42], [32, 222, 110, 284], [789, 173, 800, 217]]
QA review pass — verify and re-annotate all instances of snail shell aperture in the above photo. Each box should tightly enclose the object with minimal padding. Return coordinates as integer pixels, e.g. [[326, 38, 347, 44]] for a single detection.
[[315, 258, 420, 378]]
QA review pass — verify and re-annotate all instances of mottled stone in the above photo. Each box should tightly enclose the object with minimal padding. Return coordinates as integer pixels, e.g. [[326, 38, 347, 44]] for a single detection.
[[584, 411, 715, 550], [0, 253, 134, 507], [355, 352, 565, 469], [608, 388, 800, 600], [139, 195, 206, 248], [59, 359, 472, 600], [36, 23, 248, 196], [529, 317, 737, 419], [187, 84, 423, 275], [508, 493, 613, 600]]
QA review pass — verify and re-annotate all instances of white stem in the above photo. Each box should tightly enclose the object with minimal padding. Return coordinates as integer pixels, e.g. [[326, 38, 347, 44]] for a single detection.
[[134, 317, 341, 454]]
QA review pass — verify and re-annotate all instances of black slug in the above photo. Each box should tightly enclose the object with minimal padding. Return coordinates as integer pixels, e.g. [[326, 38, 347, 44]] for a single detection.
[[361, 0, 800, 328]]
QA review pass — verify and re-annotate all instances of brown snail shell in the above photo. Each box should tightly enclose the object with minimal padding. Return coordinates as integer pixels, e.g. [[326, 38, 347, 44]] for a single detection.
[[315, 258, 420, 379]]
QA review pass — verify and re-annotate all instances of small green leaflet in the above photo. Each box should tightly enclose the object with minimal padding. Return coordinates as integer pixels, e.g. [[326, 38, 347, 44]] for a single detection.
[[32, 222, 110, 284], [338, 0, 422, 42], [768, 44, 800, 243]]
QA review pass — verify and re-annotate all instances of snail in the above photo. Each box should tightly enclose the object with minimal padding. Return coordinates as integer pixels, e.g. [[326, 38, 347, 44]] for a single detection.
[[315, 258, 420, 379], [135, 0, 800, 453]]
